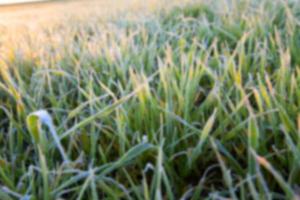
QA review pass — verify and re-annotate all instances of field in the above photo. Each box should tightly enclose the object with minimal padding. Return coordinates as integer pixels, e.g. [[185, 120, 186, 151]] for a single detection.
[[0, 0, 300, 199]]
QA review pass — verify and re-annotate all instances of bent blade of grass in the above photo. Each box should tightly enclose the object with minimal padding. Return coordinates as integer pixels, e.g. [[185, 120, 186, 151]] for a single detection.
[[26, 110, 69, 163]]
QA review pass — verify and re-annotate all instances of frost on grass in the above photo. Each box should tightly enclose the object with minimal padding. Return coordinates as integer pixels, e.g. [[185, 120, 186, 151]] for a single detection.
[[0, 0, 300, 199]]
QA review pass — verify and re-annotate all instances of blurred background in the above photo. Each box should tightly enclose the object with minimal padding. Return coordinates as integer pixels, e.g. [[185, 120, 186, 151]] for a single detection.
[[0, 0, 170, 28], [0, 0, 43, 4]]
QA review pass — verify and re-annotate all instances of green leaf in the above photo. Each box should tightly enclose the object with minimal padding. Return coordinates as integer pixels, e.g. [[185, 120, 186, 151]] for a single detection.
[[26, 114, 41, 144]]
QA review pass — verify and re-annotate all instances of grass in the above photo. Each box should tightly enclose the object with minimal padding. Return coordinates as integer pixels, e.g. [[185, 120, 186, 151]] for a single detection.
[[0, 0, 300, 199]]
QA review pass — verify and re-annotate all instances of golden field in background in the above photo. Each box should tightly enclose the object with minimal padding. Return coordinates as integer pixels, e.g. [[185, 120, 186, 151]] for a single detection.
[[0, 0, 186, 27], [0, 0, 189, 56]]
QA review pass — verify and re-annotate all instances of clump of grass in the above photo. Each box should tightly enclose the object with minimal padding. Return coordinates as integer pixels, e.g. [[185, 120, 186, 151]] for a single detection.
[[0, 0, 300, 199]]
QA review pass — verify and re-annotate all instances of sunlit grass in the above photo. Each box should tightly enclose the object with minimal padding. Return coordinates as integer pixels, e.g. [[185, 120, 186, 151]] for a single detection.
[[0, 0, 300, 199]]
